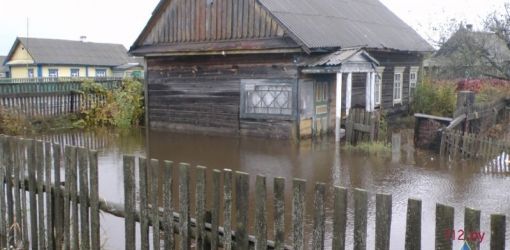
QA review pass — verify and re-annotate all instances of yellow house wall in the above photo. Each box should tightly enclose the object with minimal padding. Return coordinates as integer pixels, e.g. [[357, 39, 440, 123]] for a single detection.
[[9, 65, 113, 78], [10, 44, 34, 62]]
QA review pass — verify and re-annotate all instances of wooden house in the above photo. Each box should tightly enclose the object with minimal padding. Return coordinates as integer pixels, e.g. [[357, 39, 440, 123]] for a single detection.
[[130, 0, 433, 140], [4, 37, 144, 79]]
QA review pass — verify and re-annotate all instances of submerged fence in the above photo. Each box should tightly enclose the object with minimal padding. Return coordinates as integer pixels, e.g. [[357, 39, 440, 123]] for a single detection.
[[345, 108, 379, 145], [0, 134, 508, 250], [0, 80, 122, 118]]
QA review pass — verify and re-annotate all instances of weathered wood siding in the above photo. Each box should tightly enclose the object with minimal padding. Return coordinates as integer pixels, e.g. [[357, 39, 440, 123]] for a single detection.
[[368, 50, 423, 114], [147, 54, 299, 139], [141, 0, 286, 46]]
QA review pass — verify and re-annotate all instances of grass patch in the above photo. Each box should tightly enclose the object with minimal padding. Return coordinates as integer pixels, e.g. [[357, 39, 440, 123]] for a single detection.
[[344, 141, 391, 156]]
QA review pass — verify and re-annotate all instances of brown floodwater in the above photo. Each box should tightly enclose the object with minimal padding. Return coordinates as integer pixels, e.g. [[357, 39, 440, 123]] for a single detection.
[[40, 128, 510, 250]]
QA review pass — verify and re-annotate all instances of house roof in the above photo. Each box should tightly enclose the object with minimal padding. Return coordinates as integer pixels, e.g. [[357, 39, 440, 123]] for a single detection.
[[426, 28, 510, 67], [303, 48, 379, 67], [131, 0, 433, 54], [0, 56, 8, 73], [258, 0, 433, 52], [6, 37, 132, 67]]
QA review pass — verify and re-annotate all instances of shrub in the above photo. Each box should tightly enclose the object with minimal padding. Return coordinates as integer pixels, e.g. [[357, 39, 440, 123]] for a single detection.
[[411, 79, 457, 117], [0, 107, 31, 135]]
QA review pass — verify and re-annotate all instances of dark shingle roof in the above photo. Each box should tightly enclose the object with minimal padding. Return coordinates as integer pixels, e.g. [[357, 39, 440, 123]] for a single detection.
[[9, 37, 131, 67], [258, 0, 432, 51], [0, 56, 8, 73]]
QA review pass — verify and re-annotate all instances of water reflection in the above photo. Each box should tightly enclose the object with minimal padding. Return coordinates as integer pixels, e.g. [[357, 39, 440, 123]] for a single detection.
[[38, 128, 510, 250]]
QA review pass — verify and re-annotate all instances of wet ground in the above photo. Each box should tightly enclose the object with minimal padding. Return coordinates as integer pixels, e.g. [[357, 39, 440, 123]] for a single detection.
[[40, 128, 510, 249]]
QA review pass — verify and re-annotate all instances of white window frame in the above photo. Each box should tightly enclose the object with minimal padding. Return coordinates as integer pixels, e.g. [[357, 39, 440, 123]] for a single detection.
[[409, 66, 419, 100], [95, 68, 107, 77], [241, 79, 294, 118], [393, 67, 405, 105], [70, 68, 80, 77], [375, 67, 385, 106], [48, 68, 59, 78], [27, 68, 35, 78]]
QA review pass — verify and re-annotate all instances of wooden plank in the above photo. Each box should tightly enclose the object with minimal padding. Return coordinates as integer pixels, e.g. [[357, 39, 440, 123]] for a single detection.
[[0, 138, 6, 249], [138, 157, 149, 250], [36, 140, 46, 250], [196, 166, 206, 250], [89, 150, 100, 250], [353, 188, 368, 250], [235, 171, 250, 249], [5, 137, 14, 246], [63, 146, 74, 250], [405, 199, 422, 250], [464, 207, 481, 250], [223, 169, 233, 250], [312, 183, 326, 250], [273, 177, 285, 250], [123, 155, 136, 250], [69, 145, 79, 250], [150, 159, 161, 250], [375, 193, 392, 250], [333, 186, 347, 250], [435, 203, 454, 250], [44, 142, 54, 250], [292, 179, 306, 250], [78, 147, 90, 250], [163, 160, 174, 250], [211, 169, 221, 250], [12, 139, 22, 246], [490, 214, 506, 250], [255, 175, 267, 250], [179, 163, 191, 249], [20, 140, 29, 248]]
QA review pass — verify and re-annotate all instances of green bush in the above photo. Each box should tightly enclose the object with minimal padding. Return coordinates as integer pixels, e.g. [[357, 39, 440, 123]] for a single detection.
[[411, 80, 457, 117], [76, 79, 144, 128]]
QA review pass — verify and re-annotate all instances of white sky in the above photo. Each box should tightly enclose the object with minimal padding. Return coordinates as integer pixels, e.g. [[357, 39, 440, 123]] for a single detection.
[[0, 0, 507, 55]]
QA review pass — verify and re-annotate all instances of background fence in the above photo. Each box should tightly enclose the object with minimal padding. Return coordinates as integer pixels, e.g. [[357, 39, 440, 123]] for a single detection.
[[0, 79, 122, 118], [345, 108, 379, 145], [0, 134, 508, 250]]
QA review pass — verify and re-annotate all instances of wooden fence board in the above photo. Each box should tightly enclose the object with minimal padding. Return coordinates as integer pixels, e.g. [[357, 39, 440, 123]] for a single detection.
[[354, 188, 368, 250], [312, 183, 326, 250], [375, 193, 392, 250], [163, 160, 174, 250], [150, 159, 161, 250], [235, 171, 250, 249], [179, 163, 191, 249], [123, 155, 136, 250], [333, 186, 347, 250], [405, 199, 421, 250], [138, 157, 149, 250], [292, 179, 306, 250], [255, 175, 267, 250], [273, 177, 285, 250]]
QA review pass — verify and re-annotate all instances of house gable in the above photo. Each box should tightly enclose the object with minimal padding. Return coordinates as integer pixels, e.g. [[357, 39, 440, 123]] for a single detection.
[[6, 42, 34, 65], [131, 0, 300, 55]]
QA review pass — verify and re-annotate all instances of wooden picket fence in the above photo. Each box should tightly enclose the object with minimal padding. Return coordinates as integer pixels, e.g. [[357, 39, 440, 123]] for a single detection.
[[345, 108, 379, 145], [0, 80, 122, 118], [0, 134, 508, 250], [0, 77, 122, 84], [440, 129, 510, 163]]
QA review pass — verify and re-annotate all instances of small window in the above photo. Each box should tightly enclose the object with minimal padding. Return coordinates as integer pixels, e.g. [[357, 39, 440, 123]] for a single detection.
[[243, 80, 293, 116], [409, 67, 419, 100], [71, 68, 80, 77], [393, 67, 405, 104], [48, 69, 58, 78], [27, 68, 35, 78], [95, 68, 107, 77], [374, 67, 385, 106], [315, 82, 328, 102]]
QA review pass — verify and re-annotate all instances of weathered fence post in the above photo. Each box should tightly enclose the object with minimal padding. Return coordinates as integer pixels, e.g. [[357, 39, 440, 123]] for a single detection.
[[223, 169, 233, 250], [210, 169, 221, 250], [0, 138, 6, 249], [78, 147, 90, 250], [312, 183, 326, 250], [354, 188, 368, 250], [179, 163, 190, 250], [163, 160, 174, 250], [375, 193, 392, 250], [45, 142, 54, 250], [36, 140, 46, 250], [333, 186, 347, 250], [274, 177, 286, 250], [138, 157, 149, 250], [150, 159, 161, 250], [196, 166, 206, 250], [255, 175, 267, 250], [464, 207, 481, 250], [292, 179, 306, 250], [490, 214, 506, 250], [89, 150, 100, 250], [405, 199, 422, 250], [235, 171, 250, 249], [456, 91, 475, 134], [123, 155, 136, 250], [392, 133, 401, 163], [435, 203, 454, 250]]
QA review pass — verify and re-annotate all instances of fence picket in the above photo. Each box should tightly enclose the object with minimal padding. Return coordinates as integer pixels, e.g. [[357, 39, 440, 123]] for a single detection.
[[123, 156, 136, 250], [274, 177, 286, 250], [405, 199, 421, 250], [163, 161, 174, 250], [211, 169, 221, 250], [255, 175, 267, 250], [89, 150, 100, 250], [490, 214, 506, 250], [36, 140, 46, 250], [333, 186, 347, 250], [150, 159, 161, 250], [196, 166, 206, 250], [435, 204, 454, 250], [0, 138, 6, 249], [138, 157, 149, 250], [235, 171, 250, 249], [312, 183, 326, 250], [179, 163, 191, 249], [44, 142, 54, 250], [465, 207, 481, 250], [223, 169, 233, 250], [78, 148, 90, 249], [354, 188, 368, 250], [375, 193, 392, 250], [292, 179, 306, 250]]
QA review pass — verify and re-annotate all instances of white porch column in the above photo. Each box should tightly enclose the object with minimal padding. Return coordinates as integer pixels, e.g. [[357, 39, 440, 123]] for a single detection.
[[346, 72, 352, 117], [365, 72, 371, 112], [370, 72, 376, 111], [335, 73, 343, 142]]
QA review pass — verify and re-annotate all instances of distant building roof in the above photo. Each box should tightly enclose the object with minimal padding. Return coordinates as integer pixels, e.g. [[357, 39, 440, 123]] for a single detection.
[[6, 37, 132, 67], [258, 0, 433, 52], [425, 28, 510, 67], [0, 56, 8, 74]]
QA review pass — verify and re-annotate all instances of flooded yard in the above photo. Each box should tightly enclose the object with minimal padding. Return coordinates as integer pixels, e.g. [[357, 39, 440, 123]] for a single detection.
[[41, 128, 510, 249]]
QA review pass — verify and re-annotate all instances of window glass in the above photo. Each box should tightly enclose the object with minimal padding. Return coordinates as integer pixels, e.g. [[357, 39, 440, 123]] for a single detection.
[[71, 68, 80, 77], [244, 83, 292, 115], [48, 69, 58, 78]]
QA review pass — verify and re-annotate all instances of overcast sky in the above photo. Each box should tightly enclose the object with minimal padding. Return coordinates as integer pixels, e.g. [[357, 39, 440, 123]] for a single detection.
[[0, 0, 507, 55]]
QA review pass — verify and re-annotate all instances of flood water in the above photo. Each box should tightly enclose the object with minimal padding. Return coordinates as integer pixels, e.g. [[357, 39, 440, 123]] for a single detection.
[[40, 128, 510, 250]]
